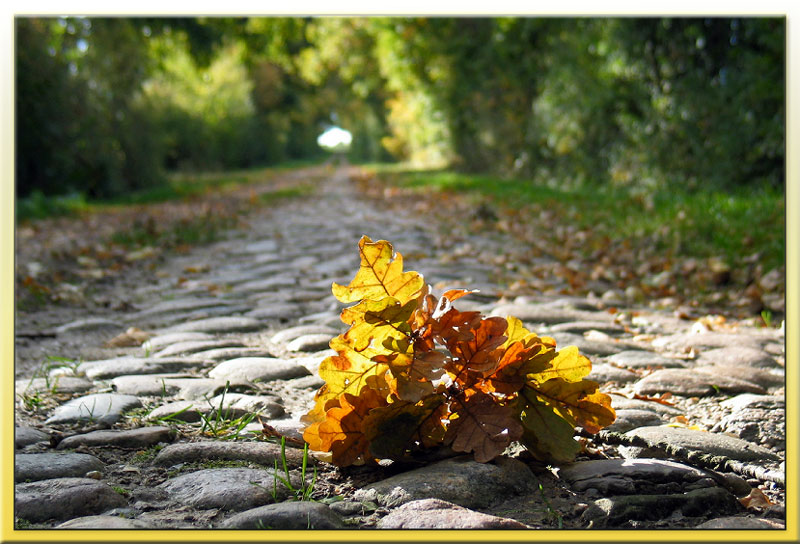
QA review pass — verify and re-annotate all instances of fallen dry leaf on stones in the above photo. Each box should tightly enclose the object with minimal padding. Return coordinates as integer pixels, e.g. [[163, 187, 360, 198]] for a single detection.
[[104, 327, 151, 348], [739, 487, 773, 509], [303, 236, 616, 467]]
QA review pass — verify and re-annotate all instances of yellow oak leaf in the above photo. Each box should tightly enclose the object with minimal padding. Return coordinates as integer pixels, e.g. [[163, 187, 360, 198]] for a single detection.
[[332, 236, 424, 304]]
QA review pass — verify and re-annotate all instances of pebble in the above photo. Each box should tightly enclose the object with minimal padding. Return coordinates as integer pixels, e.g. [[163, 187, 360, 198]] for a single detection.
[[45, 393, 142, 426], [56, 427, 176, 450], [187, 347, 275, 361], [158, 468, 296, 511], [633, 368, 765, 397], [56, 515, 150, 529], [377, 498, 531, 529], [697, 346, 779, 369], [153, 339, 245, 358], [55, 318, 124, 335], [270, 325, 340, 344], [622, 426, 782, 463], [16, 376, 94, 396], [220, 501, 344, 529], [233, 276, 298, 294], [605, 350, 687, 369], [549, 332, 625, 357], [15, 478, 129, 522], [720, 394, 784, 412], [15, 452, 105, 482], [144, 332, 214, 350], [587, 363, 639, 384], [77, 357, 209, 381], [353, 456, 537, 509], [15, 426, 50, 448], [245, 303, 302, 320], [694, 365, 784, 390], [208, 357, 311, 383], [606, 409, 666, 433], [651, 332, 764, 352], [490, 304, 610, 325], [548, 320, 626, 335], [152, 441, 305, 468], [285, 333, 333, 352], [159, 316, 263, 334]]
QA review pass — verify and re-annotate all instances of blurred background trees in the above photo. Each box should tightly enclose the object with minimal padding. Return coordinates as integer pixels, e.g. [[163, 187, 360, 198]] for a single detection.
[[15, 16, 785, 200]]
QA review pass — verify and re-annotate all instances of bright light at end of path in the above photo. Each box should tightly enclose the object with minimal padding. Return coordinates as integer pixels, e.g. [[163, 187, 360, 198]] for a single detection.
[[317, 127, 352, 151]]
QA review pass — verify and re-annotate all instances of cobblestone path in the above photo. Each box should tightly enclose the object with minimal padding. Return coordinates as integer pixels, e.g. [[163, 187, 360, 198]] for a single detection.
[[13, 165, 786, 532]]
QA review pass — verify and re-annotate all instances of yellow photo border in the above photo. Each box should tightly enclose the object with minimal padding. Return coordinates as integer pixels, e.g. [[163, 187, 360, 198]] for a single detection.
[[2, 3, 796, 543]]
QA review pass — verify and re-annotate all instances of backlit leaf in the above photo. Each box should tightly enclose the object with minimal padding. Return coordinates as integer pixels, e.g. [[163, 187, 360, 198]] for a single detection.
[[515, 394, 581, 463], [332, 236, 424, 304], [444, 391, 523, 463], [523, 378, 616, 434], [445, 316, 508, 379], [526, 345, 592, 384]]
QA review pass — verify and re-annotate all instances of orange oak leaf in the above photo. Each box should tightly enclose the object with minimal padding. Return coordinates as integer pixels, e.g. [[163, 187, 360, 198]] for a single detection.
[[305, 388, 387, 467], [445, 316, 508, 379], [444, 391, 523, 463], [332, 236, 424, 304], [304, 335, 392, 425]]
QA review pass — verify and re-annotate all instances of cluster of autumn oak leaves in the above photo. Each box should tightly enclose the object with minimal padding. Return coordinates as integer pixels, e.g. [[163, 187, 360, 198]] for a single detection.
[[301, 236, 616, 467]]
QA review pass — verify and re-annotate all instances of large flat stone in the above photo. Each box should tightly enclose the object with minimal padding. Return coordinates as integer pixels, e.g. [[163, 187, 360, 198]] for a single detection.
[[16, 376, 94, 395], [152, 440, 305, 468], [622, 426, 782, 463], [559, 458, 712, 495], [633, 368, 765, 397], [697, 346, 780, 369], [490, 304, 612, 325], [110, 375, 240, 399], [55, 318, 124, 335], [76, 357, 209, 381], [45, 393, 142, 425], [15, 426, 50, 449], [15, 452, 105, 482], [159, 316, 263, 334], [144, 332, 214, 350], [56, 426, 176, 450], [208, 357, 310, 382], [606, 409, 666, 433], [220, 501, 344, 529], [377, 498, 530, 529], [153, 339, 245, 357], [605, 350, 687, 369], [159, 468, 298, 511], [56, 515, 150, 528], [353, 456, 537, 509], [15, 478, 128, 522], [285, 333, 333, 353], [651, 332, 764, 352], [270, 325, 340, 344], [694, 365, 784, 389], [187, 347, 274, 361], [581, 487, 739, 528]]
